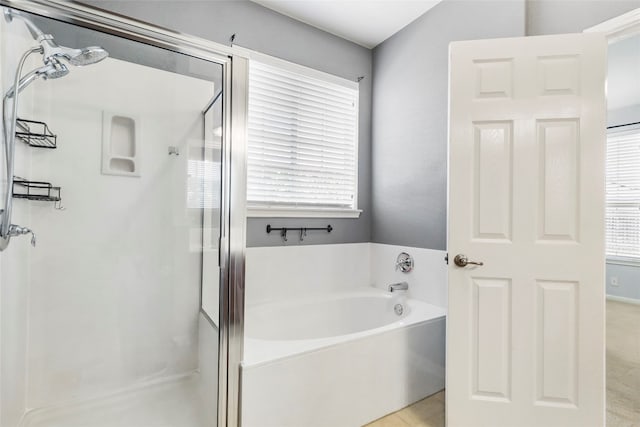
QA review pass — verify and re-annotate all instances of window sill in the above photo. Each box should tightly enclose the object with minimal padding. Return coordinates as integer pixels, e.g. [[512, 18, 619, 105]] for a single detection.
[[247, 207, 362, 218], [606, 257, 640, 267]]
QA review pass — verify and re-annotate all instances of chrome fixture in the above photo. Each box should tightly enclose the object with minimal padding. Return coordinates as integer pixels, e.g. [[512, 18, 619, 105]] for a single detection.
[[5, 58, 68, 99], [4, 9, 108, 66], [453, 254, 484, 267], [0, 7, 108, 251], [7, 224, 36, 247], [388, 281, 409, 292], [394, 303, 404, 316], [395, 252, 413, 273]]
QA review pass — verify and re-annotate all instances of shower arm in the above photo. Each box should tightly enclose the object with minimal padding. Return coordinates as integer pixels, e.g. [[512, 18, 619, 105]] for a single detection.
[[4, 9, 46, 41], [0, 46, 41, 250]]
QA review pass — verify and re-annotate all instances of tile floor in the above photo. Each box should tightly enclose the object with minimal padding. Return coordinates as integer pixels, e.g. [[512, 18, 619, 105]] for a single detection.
[[365, 391, 444, 427], [367, 300, 640, 427]]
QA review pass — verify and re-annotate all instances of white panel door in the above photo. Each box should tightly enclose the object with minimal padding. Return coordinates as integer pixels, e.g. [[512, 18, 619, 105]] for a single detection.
[[447, 33, 606, 427]]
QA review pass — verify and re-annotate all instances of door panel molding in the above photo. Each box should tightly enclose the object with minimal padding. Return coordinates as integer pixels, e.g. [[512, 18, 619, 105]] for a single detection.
[[448, 33, 606, 427]]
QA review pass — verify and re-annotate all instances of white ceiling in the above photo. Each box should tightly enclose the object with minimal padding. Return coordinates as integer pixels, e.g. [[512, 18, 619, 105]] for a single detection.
[[607, 34, 640, 111], [251, 0, 442, 48]]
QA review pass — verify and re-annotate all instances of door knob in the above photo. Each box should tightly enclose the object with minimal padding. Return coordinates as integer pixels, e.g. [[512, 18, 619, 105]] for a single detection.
[[453, 254, 484, 267]]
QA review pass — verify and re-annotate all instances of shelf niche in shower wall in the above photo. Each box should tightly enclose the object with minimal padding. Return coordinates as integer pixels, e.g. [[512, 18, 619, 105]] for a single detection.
[[102, 111, 141, 177]]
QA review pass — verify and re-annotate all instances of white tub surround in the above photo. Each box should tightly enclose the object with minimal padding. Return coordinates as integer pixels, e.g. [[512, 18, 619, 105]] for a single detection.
[[245, 243, 371, 305], [242, 288, 445, 427], [243, 243, 448, 427], [245, 243, 448, 307], [369, 243, 448, 308]]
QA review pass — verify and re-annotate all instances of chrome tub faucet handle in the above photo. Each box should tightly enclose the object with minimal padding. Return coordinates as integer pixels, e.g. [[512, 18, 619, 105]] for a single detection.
[[8, 224, 36, 247], [395, 252, 414, 273]]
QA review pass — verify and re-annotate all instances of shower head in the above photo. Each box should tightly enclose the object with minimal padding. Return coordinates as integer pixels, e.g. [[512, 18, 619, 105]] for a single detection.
[[34, 34, 109, 68], [70, 46, 109, 66], [4, 59, 69, 99], [5, 8, 109, 67], [53, 45, 109, 67]]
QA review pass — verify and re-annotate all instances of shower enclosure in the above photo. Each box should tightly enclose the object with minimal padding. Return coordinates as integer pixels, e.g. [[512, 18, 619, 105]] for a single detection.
[[0, 2, 246, 426]]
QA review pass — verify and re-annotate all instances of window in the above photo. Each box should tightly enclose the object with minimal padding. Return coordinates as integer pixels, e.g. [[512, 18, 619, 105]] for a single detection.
[[187, 159, 220, 210], [247, 59, 360, 217], [606, 127, 640, 261]]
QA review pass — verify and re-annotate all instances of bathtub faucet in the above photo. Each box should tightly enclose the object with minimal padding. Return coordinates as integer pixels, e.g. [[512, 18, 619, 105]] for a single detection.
[[388, 282, 408, 292]]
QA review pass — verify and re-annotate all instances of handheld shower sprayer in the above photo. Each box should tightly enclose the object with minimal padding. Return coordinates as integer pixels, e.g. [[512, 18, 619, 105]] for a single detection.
[[0, 7, 108, 250], [5, 59, 69, 99]]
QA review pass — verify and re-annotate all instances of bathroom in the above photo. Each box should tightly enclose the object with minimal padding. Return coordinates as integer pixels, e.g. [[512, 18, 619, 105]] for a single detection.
[[0, 1, 638, 427]]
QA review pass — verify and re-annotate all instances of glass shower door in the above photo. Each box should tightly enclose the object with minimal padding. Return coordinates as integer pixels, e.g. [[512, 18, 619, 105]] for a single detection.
[[0, 7, 229, 427]]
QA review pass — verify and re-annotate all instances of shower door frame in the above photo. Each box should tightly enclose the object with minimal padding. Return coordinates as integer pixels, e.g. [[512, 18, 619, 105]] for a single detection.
[[0, 1, 248, 426]]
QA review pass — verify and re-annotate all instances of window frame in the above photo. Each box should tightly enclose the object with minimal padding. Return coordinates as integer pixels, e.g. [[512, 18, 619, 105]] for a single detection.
[[605, 123, 640, 265], [241, 49, 361, 218]]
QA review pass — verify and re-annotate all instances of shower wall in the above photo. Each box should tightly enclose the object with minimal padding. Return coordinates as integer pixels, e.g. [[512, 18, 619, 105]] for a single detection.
[[0, 17, 218, 417], [23, 57, 213, 409], [0, 17, 40, 427]]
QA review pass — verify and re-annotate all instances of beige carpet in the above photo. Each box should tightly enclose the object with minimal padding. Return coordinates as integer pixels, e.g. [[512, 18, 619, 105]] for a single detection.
[[607, 300, 640, 427]]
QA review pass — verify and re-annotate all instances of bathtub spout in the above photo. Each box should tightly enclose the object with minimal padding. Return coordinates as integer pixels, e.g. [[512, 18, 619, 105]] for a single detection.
[[388, 282, 408, 292]]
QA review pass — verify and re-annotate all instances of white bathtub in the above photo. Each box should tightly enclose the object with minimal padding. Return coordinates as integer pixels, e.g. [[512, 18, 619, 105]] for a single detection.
[[241, 287, 446, 427]]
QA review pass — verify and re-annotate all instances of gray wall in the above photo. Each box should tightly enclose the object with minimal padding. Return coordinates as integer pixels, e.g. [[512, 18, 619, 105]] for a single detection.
[[80, 0, 373, 247], [371, 0, 640, 250], [526, 0, 640, 36], [607, 263, 640, 300], [609, 105, 640, 127], [370, 0, 526, 250]]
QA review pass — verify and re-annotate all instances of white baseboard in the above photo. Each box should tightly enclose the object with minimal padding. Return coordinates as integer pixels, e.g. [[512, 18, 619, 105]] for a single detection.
[[606, 294, 640, 305]]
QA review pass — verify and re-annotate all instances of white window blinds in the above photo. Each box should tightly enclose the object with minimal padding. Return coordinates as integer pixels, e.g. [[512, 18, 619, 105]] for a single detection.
[[247, 60, 358, 212], [606, 127, 640, 259], [187, 159, 220, 210]]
